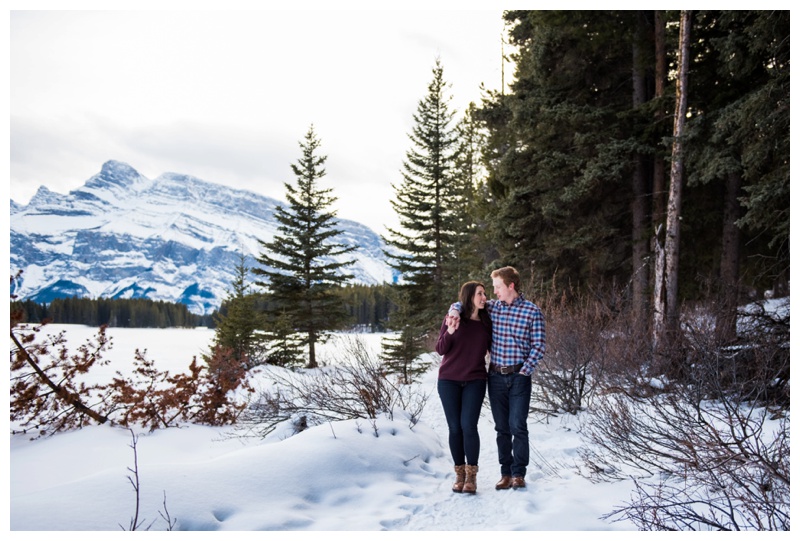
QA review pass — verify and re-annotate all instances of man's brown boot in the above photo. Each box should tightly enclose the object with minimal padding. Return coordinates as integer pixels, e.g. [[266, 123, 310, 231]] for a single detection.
[[511, 476, 526, 489], [463, 465, 479, 494], [495, 475, 512, 490], [452, 465, 466, 493]]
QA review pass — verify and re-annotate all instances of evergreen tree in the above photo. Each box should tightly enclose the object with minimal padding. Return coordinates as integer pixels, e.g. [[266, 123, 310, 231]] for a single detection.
[[34, 296, 205, 327], [212, 253, 267, 368], [253, 125, 356, 368], [481, 11, 636, 291], [684, 10, 789, 327], [444, 101, 490, 294], [382, 58, 459, 334], [380, 289, 430, 384], [482, 9, 788, 311], [264, 308, 305, 367]]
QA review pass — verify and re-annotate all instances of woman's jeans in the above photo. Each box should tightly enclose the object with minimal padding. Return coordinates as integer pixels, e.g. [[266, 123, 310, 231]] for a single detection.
[[437, 379, 487, 466], [488, 372, 532, 477]]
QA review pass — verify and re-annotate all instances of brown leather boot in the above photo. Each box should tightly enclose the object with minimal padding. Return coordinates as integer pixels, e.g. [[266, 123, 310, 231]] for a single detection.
[[452, 465, 466, 493], [463, 465, 479, 494], [495, 475, 513, 490]]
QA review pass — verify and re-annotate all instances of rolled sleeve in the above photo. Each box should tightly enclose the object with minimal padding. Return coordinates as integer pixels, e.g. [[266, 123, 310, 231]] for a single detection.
[[435, 319, 454, 356]]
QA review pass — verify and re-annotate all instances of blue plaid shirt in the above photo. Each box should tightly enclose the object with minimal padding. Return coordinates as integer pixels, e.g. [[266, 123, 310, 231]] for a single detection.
[[450, 294, 545, 376]]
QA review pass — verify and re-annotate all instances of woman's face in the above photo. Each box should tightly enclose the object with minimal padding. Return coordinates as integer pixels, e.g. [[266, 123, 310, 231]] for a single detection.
[[472, 286, 487, 311]]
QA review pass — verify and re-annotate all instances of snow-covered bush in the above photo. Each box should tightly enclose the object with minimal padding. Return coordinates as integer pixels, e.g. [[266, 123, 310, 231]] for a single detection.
[[578, 298, 790, 530], [239, 335, 430, 438]]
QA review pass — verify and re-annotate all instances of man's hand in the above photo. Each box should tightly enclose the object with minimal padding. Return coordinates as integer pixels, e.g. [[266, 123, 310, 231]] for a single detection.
[[445, 310, 460, 334]]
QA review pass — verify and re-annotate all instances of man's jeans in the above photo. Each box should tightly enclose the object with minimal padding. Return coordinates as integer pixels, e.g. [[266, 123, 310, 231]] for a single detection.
[[437, 379, 487, 466], [488, 372, 532, 477]]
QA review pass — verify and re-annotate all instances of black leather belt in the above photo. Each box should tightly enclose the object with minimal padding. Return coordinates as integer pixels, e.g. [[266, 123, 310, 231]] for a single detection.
[[490, 363, 524, 374]]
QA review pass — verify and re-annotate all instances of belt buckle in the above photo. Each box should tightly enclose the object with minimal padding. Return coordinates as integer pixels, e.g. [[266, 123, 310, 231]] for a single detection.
[[500, 365, 513, 374]]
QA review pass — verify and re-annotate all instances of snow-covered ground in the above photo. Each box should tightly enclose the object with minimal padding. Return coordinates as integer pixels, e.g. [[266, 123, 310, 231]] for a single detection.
[[9, 324, 640, 531]]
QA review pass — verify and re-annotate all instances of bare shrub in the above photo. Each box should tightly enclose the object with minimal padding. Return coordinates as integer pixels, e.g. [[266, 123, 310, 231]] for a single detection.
[[681, 314, 789, 409], [647, 295, 790, 405], [532, 285, 652, 417], [105, 346, 251, 431], [725, 299, 788, 407], [239, 335, 430, 437], [583, 389, 789, 530], [574, 296, 789, 530], [121, 429, 177, 531], [11, 322, 251, 436]]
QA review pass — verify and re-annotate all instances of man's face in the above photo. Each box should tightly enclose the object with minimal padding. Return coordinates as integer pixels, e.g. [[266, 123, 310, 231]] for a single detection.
[[492, 276, 513, 304]]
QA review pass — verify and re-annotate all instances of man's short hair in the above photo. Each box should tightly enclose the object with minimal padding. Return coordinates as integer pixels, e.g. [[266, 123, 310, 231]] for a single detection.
[[491, 266, 521, 292]]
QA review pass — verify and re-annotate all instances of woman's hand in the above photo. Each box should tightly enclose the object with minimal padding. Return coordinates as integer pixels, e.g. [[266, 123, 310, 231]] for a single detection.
[[445, 311, 460, 334]]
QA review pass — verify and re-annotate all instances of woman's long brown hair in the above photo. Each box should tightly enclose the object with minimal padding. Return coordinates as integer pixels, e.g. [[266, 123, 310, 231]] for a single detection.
[[458, 281, 492, 344]]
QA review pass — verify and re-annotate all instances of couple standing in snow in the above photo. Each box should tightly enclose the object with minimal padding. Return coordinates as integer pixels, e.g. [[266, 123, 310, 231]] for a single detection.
[[435, 266, 546, 494]]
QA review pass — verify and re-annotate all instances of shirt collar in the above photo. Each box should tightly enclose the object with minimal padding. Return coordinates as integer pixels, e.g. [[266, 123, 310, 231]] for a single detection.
[[501, 293, 525, 307]]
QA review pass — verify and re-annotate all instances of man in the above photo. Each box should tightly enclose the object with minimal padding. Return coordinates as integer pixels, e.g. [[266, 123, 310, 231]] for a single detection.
[[447, 266, 545, 490]]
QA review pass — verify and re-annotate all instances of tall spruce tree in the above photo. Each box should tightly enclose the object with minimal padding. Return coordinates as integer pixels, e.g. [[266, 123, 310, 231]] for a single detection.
[[382, 58, 459, 335], [253, 126, 355, 368], [443, 102, 489, 294], [683, 10, 789, 341], [480, 11, 636, 291]]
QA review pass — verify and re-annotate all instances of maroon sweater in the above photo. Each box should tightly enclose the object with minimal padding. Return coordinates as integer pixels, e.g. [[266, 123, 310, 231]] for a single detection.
[[435, 317, 490, 381]]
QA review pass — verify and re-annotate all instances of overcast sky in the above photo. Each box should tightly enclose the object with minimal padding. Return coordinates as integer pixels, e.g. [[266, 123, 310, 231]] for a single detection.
[[9, 2, 508, 236]]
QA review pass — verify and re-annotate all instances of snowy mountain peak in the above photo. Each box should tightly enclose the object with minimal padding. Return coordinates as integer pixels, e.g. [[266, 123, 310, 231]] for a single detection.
[[92, 160, 147, 188], [10, 161, 396, 314], [22, 185, 63, 209], [73, 160, 153, 205]]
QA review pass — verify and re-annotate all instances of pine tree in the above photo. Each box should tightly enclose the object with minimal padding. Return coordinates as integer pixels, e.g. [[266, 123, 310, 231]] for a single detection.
[[212, 253, 267, 368], [264, 308, 304, 367], [382, 58, 459, 334], [684, 10, 789, 339], [481, 11, 636, 290], [444, 102, 489, 294], [253, 125, 356, 368], [380, 289, 430, 384]]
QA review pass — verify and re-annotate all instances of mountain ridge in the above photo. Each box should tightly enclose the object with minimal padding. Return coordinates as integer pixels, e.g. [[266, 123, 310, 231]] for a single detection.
[[10, 160, 396, 314]]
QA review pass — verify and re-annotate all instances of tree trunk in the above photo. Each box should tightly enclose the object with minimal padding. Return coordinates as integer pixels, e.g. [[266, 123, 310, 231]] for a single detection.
[[657, 10, 692, 356], [307, 336, 317, 368], [716, 170, 742, 344], [650, 10, 669, 364], [652, 223, 666, 358], [631, 10, 651, 323], [652, 10, 668, 226]]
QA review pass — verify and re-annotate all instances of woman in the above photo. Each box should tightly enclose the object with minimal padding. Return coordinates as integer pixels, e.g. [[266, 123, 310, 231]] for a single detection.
[[435, 281, 491, 494]]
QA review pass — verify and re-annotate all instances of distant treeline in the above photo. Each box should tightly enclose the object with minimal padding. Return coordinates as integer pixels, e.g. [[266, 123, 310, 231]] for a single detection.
[[11, 296, 213, 328], [214, 283, 396, 332], [11, 283, 396, 330], [336, 283, 396, 331]]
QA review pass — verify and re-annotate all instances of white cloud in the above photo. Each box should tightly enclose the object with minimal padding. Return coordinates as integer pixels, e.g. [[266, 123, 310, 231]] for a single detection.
[[10, 7, 506, 235]]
